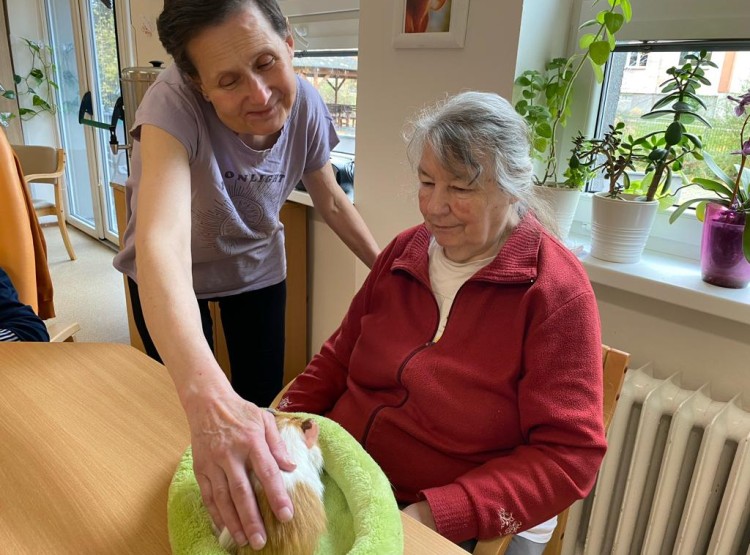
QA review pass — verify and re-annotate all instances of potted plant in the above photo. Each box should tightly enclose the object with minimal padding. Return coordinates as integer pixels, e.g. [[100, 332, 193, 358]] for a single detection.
[[569, 122, 662, 262], [634, 51, 716, 203], [669, 89, 750, 288], [513, 0, 632, 240], [582, 51, 715, 263]]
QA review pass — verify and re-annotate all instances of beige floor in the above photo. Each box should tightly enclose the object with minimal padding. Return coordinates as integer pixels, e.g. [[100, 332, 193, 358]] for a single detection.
[[42, 222, 130, 344]]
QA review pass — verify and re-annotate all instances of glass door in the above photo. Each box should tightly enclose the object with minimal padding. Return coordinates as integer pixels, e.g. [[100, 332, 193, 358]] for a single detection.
[[45, 0, 125, 244]]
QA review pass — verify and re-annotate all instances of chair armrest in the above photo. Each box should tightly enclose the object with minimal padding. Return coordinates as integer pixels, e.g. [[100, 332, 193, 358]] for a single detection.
[[24, 172, 63, 182], [46, 321, 81, 342], [472, 535, 512, 555]]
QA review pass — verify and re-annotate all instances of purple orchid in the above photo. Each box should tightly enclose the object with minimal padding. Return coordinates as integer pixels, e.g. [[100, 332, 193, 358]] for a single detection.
[[728, 90, 750, 117], [732, 139, 750, 156]]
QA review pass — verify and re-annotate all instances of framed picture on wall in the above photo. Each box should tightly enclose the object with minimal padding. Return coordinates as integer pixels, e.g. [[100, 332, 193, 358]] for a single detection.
[[392, 0, 470, 49]]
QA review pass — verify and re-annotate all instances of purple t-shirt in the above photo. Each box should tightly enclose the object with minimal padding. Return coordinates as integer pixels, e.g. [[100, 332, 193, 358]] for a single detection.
[[113, 64, 338, 298]]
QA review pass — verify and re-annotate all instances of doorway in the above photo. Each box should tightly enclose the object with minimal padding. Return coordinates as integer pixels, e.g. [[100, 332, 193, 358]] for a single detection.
[[45, 0, 126, 245]]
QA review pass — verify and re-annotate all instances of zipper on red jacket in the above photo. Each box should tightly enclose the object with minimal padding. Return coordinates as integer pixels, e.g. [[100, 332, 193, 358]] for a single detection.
[[440, 276, 536, 336], [360, 340, 434, 446]]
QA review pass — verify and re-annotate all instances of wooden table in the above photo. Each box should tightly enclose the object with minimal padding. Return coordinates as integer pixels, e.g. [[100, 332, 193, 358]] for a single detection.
[[402, 512, 469, 554], [0, 343, 466, 554], [0, 343, 189, 553]]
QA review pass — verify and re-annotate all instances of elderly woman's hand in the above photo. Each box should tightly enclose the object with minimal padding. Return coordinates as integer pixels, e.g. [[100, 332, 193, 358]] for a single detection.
[[184, 386, 296, 550]]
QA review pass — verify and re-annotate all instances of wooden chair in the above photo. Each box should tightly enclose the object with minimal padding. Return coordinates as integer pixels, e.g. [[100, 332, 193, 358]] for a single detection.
[[12, 145, 76, 261], [46, 320, 81, 342], [270, 344, 630, 555]]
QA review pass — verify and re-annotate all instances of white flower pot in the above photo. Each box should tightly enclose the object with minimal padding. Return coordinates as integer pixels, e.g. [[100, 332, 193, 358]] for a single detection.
[[535, 185, 581, 241], [590, 192, 658, 263]]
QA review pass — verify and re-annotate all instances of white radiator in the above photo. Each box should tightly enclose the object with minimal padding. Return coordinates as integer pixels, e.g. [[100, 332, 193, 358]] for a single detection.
[[561, 364, 750, 555]]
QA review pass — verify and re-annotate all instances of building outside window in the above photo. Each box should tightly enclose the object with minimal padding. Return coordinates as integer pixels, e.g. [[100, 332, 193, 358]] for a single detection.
[[625, 50, 648, 68]]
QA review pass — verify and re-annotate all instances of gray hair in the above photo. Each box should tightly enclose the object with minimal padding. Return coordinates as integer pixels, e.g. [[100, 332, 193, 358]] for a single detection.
[[404, 91, 555, 233], [157, 0, 288, 79]]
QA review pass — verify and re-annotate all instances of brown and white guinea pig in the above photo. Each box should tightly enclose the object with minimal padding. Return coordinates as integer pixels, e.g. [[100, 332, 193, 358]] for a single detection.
[[216, 412, 327, 555]]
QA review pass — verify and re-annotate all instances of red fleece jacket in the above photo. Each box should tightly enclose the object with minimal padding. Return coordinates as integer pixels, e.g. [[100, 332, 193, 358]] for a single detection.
[[280, 216, 606, 543]]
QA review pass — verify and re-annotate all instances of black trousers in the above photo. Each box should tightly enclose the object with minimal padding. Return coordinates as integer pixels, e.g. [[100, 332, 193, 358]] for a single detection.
[[127, 277, 286, 407]]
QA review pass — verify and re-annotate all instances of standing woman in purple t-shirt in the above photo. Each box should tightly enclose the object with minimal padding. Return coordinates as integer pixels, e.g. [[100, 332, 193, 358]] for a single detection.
[[112, 0, 379, 550]]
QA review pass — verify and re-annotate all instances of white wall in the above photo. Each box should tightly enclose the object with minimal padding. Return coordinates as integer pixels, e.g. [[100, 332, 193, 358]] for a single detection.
[[594, 285, 750, 404], [515, 0, 576, 77], [126, 0, 168, 66], [6, 0, 57, 147]]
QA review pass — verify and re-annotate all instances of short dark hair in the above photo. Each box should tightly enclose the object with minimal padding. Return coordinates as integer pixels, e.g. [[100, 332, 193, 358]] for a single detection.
[[157, 0, 288, 79]]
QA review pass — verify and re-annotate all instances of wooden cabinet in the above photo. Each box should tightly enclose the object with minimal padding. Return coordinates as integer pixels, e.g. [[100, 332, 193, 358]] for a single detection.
[[112, 183, 146, 354], [112, 183, 308, 386]]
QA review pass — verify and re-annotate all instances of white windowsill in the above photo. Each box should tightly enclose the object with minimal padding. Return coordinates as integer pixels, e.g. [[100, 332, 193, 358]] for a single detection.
[[568, 195, 750, 327], [572, 240, 750, 326]]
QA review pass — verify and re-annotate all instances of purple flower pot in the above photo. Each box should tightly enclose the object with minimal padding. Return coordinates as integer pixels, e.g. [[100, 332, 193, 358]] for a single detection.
[[700, 203, 750, 289]]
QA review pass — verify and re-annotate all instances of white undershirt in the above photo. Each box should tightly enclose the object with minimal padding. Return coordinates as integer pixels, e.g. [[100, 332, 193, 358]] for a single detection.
[[427, 238, 557, 543], [428, 239, 495, 342]]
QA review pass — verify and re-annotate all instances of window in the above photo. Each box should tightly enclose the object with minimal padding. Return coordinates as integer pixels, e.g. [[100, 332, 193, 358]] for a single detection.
[[625, 51, 648, 68], [592, 42, 750, 207], [285, 1, 359, 157], [293, 51, 357, 156]]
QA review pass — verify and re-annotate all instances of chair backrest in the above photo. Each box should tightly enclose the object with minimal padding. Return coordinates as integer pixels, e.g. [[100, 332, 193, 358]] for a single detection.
[[12, 144, 64, 185]]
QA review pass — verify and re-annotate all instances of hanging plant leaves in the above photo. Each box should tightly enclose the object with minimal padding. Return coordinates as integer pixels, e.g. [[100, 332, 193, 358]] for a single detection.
[[604, 12, 624, 34], [588, 41, 611, 66], [32, 95, 51, 111]]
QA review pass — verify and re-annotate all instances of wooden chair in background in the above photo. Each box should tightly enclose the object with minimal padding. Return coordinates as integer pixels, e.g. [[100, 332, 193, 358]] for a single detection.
[[45, 320, 80, 342], [12, 144, 76, 261], [271, 345, 630, 555]]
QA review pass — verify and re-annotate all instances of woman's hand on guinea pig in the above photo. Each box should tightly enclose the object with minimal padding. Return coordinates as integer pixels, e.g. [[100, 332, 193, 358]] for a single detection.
[[183, 383, 297, 551]]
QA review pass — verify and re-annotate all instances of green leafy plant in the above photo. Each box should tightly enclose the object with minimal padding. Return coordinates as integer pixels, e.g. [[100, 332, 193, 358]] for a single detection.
[[0, 37, 58, 127], [513, 0, 632, 187], [634, 51, 716, 201], [669, 89, 750, 261], [568, 122, 646, 196], [0, 81, 17, 127]]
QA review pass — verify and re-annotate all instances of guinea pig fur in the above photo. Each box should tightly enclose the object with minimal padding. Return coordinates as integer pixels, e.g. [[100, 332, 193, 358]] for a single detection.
[[217, 414, 326, 555]]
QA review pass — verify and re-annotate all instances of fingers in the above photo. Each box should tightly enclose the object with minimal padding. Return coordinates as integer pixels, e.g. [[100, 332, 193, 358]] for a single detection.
[[187, 395, 295, 550], [263, 409, 297, 472], [195, 472, 223, 532], [197, 457, 266, 549], [240, 410, 294, 523], [223, 458, 266, 550]]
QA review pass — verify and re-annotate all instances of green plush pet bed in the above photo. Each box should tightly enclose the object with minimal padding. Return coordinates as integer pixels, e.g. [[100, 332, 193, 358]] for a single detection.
[[167, 413, 403, 554]]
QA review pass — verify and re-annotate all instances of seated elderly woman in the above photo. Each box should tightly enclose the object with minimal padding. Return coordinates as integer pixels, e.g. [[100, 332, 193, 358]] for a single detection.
[[278, 91, 606, 554]]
